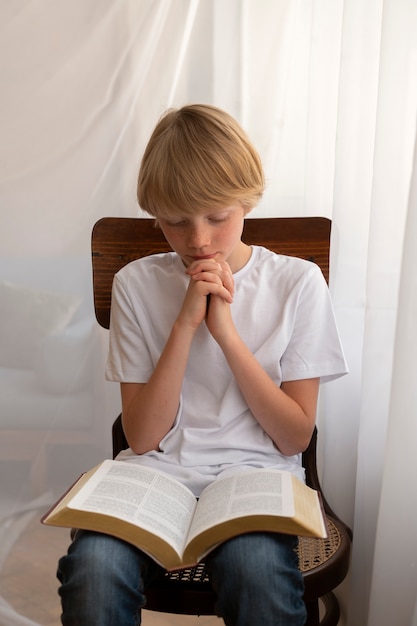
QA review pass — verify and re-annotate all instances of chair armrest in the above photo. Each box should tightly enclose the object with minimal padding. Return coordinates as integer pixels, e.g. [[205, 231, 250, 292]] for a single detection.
[[302, 427, 352, 540], [112, 414, 128, 457]]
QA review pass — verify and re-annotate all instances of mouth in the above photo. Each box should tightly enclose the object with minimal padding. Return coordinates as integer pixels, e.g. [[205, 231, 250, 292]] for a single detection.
[[190, 254, 217, 261], [181, 253, 219, 268]]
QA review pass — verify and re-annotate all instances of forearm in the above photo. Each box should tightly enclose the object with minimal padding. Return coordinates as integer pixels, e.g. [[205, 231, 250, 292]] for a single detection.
[[219, 332, 318, 456], [121, 320, 195, 453]]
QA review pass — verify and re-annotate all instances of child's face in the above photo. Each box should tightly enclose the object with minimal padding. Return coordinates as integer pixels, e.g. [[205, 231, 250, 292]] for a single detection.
[[158, 204, 250, 273]]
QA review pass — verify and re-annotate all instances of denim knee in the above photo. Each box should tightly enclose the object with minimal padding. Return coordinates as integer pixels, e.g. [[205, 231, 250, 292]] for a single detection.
[[207, 532, 306, 626], [57, 530, 163, 626]]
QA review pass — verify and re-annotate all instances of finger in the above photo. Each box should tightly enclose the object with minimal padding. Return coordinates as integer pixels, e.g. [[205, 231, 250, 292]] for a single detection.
[[190, 277, 233, 303], [188, 260, 234, 287], [218, 265, 234, 296], [190, 270, 224, 286], [190, 271, 234, 302], [206, 282, 233, 303], [186, 259, 222, 275]]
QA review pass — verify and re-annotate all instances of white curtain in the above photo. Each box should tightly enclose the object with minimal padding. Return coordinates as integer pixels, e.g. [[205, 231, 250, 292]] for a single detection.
[[1, 1, 416, 624]]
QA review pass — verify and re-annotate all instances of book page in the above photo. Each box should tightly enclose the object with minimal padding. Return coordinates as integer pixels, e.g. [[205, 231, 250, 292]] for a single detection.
[[291, 475, 327, 537], [187, 469, 294, 542], [68, 460, 197, 554]]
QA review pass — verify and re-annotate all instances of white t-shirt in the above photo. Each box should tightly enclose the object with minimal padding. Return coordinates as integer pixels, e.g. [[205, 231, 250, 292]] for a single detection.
[[106, 246, 348, 495]]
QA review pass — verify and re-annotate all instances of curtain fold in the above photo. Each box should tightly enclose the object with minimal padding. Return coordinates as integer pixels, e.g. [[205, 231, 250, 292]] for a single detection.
[[367, 113, 417, 626], [1, 2, 416, 624]]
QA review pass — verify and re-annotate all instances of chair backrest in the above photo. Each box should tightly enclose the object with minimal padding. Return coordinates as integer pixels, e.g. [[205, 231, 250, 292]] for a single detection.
[[91, 216, 331, 329]]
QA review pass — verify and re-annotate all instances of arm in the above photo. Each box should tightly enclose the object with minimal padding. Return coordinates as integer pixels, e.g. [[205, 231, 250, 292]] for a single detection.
[[120, 319, 194, 454], [199, 268, 319, 456], [120, 261, 233, 454], [213, 324, 319, 455]]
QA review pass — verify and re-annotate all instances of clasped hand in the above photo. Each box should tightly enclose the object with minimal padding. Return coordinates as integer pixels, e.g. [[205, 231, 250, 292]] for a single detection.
[[179, 259, 235, 341]]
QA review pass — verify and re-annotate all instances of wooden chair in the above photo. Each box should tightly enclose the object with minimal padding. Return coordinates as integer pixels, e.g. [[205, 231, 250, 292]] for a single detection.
[[91, 216, 352, 626]]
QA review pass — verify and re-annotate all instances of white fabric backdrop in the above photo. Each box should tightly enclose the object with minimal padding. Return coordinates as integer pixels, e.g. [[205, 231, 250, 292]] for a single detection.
[[1, 1, 417, 624]]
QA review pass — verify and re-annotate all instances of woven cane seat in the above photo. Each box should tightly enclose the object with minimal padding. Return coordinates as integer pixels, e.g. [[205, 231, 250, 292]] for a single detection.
[[298, 516, 351, 603], [298, 519, 342, 573]]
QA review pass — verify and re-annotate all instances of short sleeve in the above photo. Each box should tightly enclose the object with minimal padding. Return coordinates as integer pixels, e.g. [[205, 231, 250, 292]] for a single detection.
[[280, 263, 348, 383], [105, 273, 154, 382]]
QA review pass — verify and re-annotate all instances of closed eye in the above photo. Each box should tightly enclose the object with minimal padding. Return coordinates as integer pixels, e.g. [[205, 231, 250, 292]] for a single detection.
[[207, 213, 230, 224], [165, 219, 187, 227]]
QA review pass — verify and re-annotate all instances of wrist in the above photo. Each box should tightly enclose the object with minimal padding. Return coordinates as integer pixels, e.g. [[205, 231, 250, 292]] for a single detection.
[[172, 316, 199, 340], [213, 324, 241, 352]]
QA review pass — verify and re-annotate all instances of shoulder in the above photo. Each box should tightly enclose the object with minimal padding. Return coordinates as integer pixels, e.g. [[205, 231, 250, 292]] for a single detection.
[[115, 252, 178, 284], [251, 245, 324, 285], [111, 252, 181, 304]]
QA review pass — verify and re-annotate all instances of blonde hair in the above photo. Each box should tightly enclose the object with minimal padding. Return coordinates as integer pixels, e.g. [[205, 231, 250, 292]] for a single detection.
[[137, 104, 264, 217]]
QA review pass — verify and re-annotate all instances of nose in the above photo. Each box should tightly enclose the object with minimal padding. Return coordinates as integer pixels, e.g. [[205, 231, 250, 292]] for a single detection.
[[187, 223, 210, 249]]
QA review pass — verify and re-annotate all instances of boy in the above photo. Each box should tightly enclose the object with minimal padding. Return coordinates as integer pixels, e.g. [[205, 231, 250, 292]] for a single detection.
[[58, 104, 348, 625]]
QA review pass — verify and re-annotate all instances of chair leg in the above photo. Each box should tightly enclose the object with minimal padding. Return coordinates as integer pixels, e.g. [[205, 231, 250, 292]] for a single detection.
[[319, 593, 340, 626], [305, 594, 340, 626]]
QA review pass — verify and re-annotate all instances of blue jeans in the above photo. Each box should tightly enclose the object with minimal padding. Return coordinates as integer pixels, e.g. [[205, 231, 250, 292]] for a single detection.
[[57, 530, 306, 625]]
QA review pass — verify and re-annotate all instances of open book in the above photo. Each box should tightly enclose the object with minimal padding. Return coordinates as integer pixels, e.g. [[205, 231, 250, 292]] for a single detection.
[[42, 460, 327, 570]]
